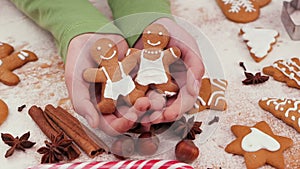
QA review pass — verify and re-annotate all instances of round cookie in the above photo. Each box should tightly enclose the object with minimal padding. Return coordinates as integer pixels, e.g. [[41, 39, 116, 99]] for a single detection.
[[0, 99, 8, 125]]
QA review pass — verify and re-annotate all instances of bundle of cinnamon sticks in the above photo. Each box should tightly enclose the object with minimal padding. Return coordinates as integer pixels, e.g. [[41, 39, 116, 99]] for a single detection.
[[28, 104, 109, 160]]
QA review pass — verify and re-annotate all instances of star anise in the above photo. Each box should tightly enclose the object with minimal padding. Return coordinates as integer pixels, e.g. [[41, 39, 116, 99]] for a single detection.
[[239, 62, 269, 85], [37, 132, 73, 164], [172, 116, 202, 140], [1, 132, 36, 158]]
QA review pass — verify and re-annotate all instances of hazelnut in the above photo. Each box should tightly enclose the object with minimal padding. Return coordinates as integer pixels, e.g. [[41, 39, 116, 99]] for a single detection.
[[136, 132, 159, 156], [175, 139, 199, 163], [110, 134, 135, 159]]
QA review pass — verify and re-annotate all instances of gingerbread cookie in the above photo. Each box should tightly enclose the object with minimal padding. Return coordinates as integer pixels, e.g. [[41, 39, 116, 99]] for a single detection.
[[259, 98, 300, 132], [263, 57, 300, 89], [216, 0, 272, 23], [0, 99, 8, 126], [83, 38, 144, 114], [225, 121, 293, 169], [124, 24, 181, 96], [240, 27, 279, 62], [0, 50, 38, 86], [0, 42, 14, 58], [189, 78, 228, 114]]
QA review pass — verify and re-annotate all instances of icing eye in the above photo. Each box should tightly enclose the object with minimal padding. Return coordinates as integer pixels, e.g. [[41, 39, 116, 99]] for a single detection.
[[97, 46, 101, 51], [147, 30, 151, 34], [108, 44, 113, 48], [158, 32, 163, 36]]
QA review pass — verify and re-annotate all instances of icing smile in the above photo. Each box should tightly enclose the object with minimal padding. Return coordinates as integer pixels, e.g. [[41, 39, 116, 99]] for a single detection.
[[147, 40, 161, 46], [100, 50, 116, 60]]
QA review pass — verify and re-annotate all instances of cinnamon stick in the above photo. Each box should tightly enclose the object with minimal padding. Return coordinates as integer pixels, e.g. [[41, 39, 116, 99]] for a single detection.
[[44, 104, 108, 158], [28, 106, 80, 160]]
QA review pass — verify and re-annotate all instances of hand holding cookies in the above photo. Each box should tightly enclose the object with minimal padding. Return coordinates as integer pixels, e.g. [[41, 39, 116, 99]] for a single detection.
[[133, 18, 205, 125]]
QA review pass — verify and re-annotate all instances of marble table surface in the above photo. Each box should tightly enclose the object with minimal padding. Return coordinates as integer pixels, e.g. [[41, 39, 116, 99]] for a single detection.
[[0, 0, 300, 168]]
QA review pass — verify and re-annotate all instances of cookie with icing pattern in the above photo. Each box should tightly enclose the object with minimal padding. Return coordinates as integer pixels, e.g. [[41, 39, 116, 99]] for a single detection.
[[259, 98, 300, 132], [240, 27, 279, 62], [225, 121, 293, 169], [188, 78, 227, 114], [0, 50, 38, 86], [263, 57, 300, 89]]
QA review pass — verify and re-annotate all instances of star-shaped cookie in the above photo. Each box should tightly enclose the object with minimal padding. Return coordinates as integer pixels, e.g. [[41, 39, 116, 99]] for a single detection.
[[225, 121, 293, 169]]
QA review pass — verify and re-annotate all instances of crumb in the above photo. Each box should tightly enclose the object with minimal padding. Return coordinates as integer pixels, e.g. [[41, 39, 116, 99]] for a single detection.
[[18, 105, 26, 112]]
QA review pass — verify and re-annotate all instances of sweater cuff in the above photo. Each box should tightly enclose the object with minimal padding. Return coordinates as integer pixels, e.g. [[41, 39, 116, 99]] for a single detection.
[[59, 21, 122, 62]]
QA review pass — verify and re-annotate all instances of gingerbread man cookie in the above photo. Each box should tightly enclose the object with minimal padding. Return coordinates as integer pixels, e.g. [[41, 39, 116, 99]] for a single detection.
[[263, 57, 300, 89], [225, 121, 293, 169], [0, 99, 8, 126], [0, 47, 38, 86], [216, 0, 272, 23], [83, 38, 144, 114], [124, 24, 181, 96], [259, 98, 300, 133], [188, 78, 227, 114], [240, 27, 279, 62]]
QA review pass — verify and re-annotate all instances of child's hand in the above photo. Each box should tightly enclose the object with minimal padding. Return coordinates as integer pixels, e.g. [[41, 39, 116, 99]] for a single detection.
[[65, 33, 151, 136], [135, 18, 205, 125]]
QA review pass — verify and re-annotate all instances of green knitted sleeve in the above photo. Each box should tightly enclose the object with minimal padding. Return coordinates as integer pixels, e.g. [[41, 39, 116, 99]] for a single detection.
[[10, 0, 122, 61], [108, 0, 172, 47]]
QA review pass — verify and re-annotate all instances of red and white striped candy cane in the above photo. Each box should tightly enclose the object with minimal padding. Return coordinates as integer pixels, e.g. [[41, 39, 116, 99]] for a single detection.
[[28, 159, 194, 169]]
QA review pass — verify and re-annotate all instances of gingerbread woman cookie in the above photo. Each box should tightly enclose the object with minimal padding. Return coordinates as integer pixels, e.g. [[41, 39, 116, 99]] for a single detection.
[[0, 99, 8, 126], [83, 38, 144, 114], [240, 27, 279, 62], [188, 78, 227, 114], [225, 121, 293, 169], [216, 0, 272, 23], [124, 24, 181, 96], [0, 47, 38, 86], [259, 98, 300, 132], [263, 57, 300, 89]]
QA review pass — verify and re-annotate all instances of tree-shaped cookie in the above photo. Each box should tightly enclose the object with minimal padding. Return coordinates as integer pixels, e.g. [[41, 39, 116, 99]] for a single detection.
[[240, 27, 279, 62], [83, 38, 144, 114], [0, 42, 38, 86], [263, 57, 300, 89], [259, 98, 300, 132], [123, 24, 181, 96]]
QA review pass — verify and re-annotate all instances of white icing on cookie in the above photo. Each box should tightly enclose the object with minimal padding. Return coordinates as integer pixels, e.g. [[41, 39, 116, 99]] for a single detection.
[[0, 59, 2, 66], [285, 101, 300, 118], [147, 40, 161, 47], [222, 0, 256, 13], [272, 59, 300, 86], [241, 128, 280, 152], [241, 27, 278, 58], [100, 50, 116, 60], [170, 48, 178, 58], [17, 51, 29, 60]]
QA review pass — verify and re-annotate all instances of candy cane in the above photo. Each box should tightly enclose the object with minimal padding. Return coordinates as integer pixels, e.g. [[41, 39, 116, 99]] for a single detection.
[[28, 159, 194, 169]]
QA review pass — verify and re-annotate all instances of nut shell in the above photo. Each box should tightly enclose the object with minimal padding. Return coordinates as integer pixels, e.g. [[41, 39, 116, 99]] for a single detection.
[[136, 132, 159, 156], [110, 134, 135, 159], [175, 139, 199, 163]]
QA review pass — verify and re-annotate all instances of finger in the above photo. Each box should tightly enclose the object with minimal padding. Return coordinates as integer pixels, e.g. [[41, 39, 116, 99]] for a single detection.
[[99, 113, 137, 136], [73, 99, 100, 128], [149, 110, 164, 124], [147, 90, 166, 111], [162, 85, 197, 122]]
